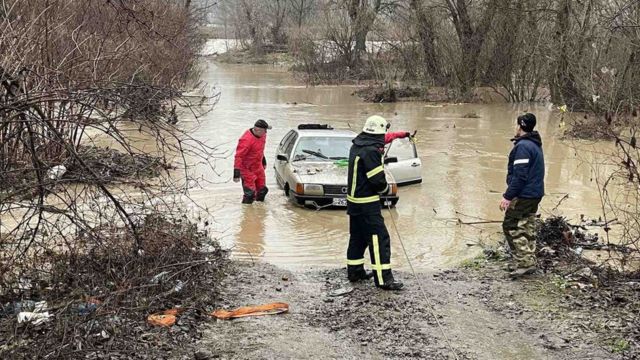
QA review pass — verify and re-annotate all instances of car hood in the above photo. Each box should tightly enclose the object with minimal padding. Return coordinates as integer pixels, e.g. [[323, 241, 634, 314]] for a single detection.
[[292, 162, 347, 184], [291, 162, 396, 184]]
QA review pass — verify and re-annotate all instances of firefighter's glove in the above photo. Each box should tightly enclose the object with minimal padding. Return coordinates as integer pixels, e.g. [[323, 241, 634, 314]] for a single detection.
[[233, 168, 241, 183]]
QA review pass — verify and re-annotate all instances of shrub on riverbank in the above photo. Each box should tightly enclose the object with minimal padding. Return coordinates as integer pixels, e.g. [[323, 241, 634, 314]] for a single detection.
[[1, 4, 224, 358], [0, 1, 220, 248], [0, 213, 227, 359]]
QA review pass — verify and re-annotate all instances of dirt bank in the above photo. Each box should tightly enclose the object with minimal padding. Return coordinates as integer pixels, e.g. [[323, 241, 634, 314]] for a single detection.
[[191, 261, 631, 359]]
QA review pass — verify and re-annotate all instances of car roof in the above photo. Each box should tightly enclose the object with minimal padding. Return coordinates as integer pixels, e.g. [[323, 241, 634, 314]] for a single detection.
[[296, 129, 357, 137]]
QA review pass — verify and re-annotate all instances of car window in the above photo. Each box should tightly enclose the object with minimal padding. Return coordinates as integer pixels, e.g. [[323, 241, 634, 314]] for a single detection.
[[284, 133, 298, 157], [279, 130, 295, 152], [386, 138, 417, 161], [292, 136, 353, 161]]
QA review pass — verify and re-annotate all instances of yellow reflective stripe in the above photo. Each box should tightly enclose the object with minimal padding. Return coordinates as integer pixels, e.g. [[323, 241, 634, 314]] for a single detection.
[[350, 156, 359, 197], [346, 195, 380, 204], [347, 258, 365, 266], [366, 165, 384, 178], [371, 264, 391, 270], [372, 234, 383, 285]]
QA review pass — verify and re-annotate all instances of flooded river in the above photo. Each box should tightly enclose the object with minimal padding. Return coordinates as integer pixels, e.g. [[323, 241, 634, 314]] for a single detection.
[[189, 60, 607, 270]]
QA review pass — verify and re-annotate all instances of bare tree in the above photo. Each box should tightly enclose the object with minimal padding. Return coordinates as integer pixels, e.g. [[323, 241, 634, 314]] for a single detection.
[[267, 0, 290, 46], [289, 0, 317, 28], [410, 0, 446, 85], [444, 0, 499, 98], [348, 0, 384, 59]]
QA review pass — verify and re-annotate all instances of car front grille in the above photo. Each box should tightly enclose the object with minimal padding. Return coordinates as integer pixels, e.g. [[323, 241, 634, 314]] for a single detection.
[[323, 184, 348, 196]]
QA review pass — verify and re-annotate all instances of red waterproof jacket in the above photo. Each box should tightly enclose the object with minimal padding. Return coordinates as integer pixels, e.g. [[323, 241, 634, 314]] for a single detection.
[[234, 129, 267, 173], [385, 131, 410, 144]]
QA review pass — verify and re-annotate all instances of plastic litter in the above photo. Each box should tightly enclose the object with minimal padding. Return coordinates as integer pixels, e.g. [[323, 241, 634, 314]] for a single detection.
[[76, 297, 102, 316], [77, 303, 98, 316], [150, 271, 170, 284], [9, 300, 47, 313], [162, 308, 184, 316], [210, 302, 289, 320], [17, 311, 51, 325], [147, 314, 176, 327], [47, 164, 67, 180], [146, 308, 184, 327], [14, 300, 50, 325], [173, 280, 184, 293]]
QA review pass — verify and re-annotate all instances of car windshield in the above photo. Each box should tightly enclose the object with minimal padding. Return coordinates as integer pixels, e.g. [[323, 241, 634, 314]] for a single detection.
[[292, 136, 353, 161]]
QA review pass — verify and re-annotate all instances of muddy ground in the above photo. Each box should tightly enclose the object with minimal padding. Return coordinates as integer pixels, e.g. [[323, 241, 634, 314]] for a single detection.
[[188, 261, 635, 360]]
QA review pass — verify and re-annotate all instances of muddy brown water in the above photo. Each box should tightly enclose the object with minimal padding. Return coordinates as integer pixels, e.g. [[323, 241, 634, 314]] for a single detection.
[[185, 61, 609, 271]]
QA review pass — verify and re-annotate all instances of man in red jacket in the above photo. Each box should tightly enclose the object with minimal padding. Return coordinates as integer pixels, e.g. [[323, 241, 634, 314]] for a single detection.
[[385, 130, 414, 144], [233, 119, 271, 204]]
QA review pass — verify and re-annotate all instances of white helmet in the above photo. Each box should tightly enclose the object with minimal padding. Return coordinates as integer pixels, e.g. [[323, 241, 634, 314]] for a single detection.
[[362, 115, 389, 135]]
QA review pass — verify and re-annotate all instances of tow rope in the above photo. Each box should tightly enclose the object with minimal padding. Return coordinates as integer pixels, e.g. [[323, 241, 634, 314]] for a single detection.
[[386, 203, 460, 360]]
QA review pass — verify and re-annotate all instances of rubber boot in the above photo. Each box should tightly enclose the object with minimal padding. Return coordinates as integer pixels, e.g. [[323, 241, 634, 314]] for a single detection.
[[347, 267, 374, 282], [256, 187, 269, 202], [375, 272, 404, 291], [242, 188, 255, 204], [377, 280, 404, 291]]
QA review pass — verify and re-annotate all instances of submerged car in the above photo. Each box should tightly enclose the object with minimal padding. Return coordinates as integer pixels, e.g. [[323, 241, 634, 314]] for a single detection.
[[274, 124, 422, 208]]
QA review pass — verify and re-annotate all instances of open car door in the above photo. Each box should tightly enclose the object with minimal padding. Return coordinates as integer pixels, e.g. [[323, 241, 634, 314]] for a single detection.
[[384, 138, 422, 186]]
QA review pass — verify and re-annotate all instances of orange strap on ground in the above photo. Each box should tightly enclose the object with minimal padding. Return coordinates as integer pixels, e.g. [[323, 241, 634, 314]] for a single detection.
[[210, 302, 289, 320], [147, 314, 176, 327]]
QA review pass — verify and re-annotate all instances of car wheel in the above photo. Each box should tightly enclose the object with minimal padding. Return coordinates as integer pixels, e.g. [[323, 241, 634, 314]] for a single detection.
[[284, 183, 290, 197]]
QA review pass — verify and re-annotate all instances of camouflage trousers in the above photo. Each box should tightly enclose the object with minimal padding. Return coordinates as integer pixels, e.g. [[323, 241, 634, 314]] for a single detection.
[[502, 197, 541, 268]]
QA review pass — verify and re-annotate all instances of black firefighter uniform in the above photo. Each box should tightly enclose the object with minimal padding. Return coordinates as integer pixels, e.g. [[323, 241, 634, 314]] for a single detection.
[[346, 132, 398, 287]]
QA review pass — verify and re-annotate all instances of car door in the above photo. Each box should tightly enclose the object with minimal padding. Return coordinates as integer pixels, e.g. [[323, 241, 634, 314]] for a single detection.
[[275, 131, 297, 187], [384, 138, 422, 185]]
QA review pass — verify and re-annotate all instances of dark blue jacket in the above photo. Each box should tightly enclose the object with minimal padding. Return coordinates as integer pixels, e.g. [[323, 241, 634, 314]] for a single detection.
[[504, 132, 545, 200]]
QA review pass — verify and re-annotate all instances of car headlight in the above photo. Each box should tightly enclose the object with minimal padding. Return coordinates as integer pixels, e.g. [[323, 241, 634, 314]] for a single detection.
[[303, 184, 324, 196]]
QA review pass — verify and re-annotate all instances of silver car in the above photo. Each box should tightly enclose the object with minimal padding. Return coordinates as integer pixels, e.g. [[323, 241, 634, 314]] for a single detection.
[[274, 124, 422, 209]]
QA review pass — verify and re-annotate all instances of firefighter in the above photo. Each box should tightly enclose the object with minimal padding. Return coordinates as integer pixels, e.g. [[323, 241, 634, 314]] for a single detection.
[[500, 113, 545, 278], [233, 119, 271, 204], [346, 115, 403, 291]]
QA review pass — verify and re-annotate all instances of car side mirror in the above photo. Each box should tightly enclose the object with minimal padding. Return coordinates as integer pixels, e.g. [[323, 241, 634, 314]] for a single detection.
[[384, 157, 398, 164], [277, 154, 288, 162]]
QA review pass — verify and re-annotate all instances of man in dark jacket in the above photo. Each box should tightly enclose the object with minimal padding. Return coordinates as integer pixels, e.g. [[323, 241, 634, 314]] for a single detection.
[[500, 113, 545, 278], [346, 115, 403, 291]]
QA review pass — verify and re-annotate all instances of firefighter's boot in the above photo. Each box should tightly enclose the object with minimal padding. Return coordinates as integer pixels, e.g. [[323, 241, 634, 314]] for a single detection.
[[347, 267, 374, 282], [375, 272, 404, 291]]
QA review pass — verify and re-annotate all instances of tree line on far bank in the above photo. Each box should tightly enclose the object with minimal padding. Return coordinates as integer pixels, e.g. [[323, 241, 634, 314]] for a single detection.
[[216, 0, 640, 113]]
